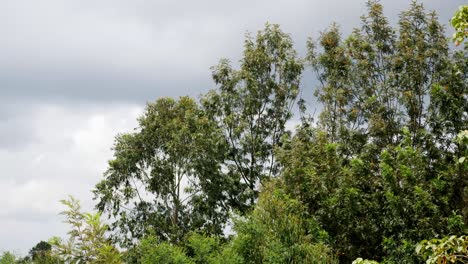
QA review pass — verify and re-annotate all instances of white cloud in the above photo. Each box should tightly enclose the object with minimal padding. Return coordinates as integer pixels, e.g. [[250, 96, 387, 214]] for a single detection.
[[0, 103, 142, 254]]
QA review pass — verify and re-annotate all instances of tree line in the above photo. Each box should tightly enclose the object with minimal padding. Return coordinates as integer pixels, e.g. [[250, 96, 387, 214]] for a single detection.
[[2, 1, 467, 263]]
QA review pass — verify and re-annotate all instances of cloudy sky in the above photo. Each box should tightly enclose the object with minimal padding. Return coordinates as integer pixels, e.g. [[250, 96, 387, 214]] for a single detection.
[[0, 0, 463, 254]]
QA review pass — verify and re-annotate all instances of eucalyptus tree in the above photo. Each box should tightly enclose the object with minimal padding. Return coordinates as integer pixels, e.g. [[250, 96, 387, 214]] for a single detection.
[[307, 0, 449, 153], [285, 0, 468, 262], [202, 24, 303, 209], [396, 2, 449, 144], [94, 97, 228, 246]]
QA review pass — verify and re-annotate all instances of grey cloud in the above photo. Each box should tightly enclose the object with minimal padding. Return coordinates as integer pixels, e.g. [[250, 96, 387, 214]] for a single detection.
[[0, 103, 142, 253], [0, 102, 40, 150], [1, 0, 463, 103], [0, 69, 212, 102]]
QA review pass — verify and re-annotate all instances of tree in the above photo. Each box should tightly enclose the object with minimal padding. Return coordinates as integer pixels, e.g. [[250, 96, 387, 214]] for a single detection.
[[94, 96, 228, 246], [29, 241, 51, 260], [307, 1, 398, 153], [202, 23, 303, 210], [276, 125, 381, 261], [0, 252, 17, 264], [277, 125, 466, 262], [139, 236, 194, 264], [50, 196, 121, 264], [134, 181, 336, 264], [299, 3, 467, 260], [137, 232, 242, 264], [27, 241, 62, 264], [229, 180, 337, 264], [308, 0, 450, 154]]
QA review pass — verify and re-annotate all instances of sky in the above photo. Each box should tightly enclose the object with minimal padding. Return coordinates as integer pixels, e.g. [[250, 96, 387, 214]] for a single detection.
[[0, 0, 464, 254]]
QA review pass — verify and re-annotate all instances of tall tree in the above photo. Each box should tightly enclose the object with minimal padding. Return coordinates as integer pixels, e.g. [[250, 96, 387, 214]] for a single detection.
[[202, 24, 303, 209], [396, 2, 448, 144], [308, 0, 450, 153], [308, 1, 400, 156], [307, 23, 354, 145], [291, 0, 467, 262], [94, 97, 228, 246]]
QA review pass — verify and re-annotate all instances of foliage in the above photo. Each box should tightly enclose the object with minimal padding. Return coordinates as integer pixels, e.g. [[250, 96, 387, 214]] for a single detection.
[[201, 244, 243, 264], [229, 180, 337, 264], [50, 196, 121, 264], [136, 232, 242, 264], [94, 96, 228, 245], [457, 130, 468, 164], [414, 132, 468, 264], [308, 0, 451, 153], [139, 236, 194, 264], [452, 5, 468, 46], [352, 258, 379, 264], [277, 124, 466, 263], [29, 241, 51, 261], [25, 241, 62, 264], [0, 252, 17, 264], [134, 182, 336, 264], [202, 23, 303, 210], [185, 233, 222, 264], [0, 2, 458, 264], [295, 1, 468, 262], [416, 235, 468, 263], [92, 2, 466, 262]]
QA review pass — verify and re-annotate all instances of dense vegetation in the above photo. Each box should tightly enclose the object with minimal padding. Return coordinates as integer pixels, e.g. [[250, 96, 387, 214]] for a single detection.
[[2, 1, 467, 263]]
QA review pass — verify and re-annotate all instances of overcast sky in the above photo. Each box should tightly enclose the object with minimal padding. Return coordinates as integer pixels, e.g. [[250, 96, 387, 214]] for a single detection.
[[0, 0, 464, 254]]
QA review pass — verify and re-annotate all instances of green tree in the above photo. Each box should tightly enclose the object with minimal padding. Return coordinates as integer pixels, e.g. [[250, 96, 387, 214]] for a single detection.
[[307, 1, 398, 153], [94, 96, 228, 245], [136, 232, 242, 264], [307, 0, 450, 153], [352, 259, 379, 264], [277, 125, 466, 262], [277, 125, 380, 261], [452, 5, 468, 46], [139, 236, 194, 264], [86, 1, 467, 263], [27, 241, 62, 264], [50, 196, 121, 264], [202, 23, 303, 210], [184, 233, 222, 264], [0, 252, 17, 264], [29, 241, 51, 261], [229, 180, 337, 264], [299, 2, 467, 261], [307, 23, 354, 145]]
